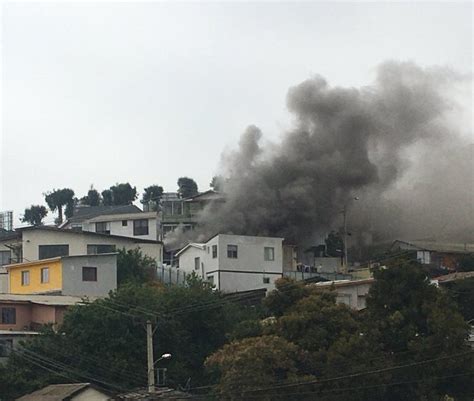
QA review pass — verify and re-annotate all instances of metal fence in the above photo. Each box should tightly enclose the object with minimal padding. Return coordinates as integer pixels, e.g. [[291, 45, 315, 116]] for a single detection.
[[156, 265, 188, 286], [283, 270, 353, 282]]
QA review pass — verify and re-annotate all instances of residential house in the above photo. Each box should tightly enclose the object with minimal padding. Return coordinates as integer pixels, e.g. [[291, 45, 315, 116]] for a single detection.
[[61, 205, 158, 241], [0, 294, 85, 363], [16, 226, 163, 265], [16, 383, 111, 401], [177, 234, 284, 292], [312, 278, 375, 310], [6, 253, 117, 297], [159, 191, 224, 239], [391, 240, 474, 271]]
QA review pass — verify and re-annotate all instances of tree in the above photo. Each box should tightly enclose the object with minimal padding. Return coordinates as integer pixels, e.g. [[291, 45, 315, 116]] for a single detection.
[[101, 183, 137, 206], [205, 335, 306, 401], [101, 189, 113, 206], [44, 188, 75, 225], [444, 277, 474, 321], [210, 175, 225, 192], [117, 248, 157, 285], [1, 281, 251, 399], [21, 205, 48, 226], [81, 187, 102, 206], [141, 185, 164, 211], [325, 231, 343, 257], [364, 262, 473, 401], [177, 177, 198, 199]]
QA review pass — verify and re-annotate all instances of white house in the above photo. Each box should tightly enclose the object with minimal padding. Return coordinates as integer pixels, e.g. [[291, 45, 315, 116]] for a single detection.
[[176, 234, 284, 292], [15, 226, 163, 264], [61, 205, 158, 241]]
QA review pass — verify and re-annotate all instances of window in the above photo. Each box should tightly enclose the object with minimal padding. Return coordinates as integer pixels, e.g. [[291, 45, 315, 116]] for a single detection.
[[95, 222, 110, 234], [264, 247, 275, 261], [133, 219, 149, 236], [87, 244, 116, 255], [263, 277, 270, 284], [194, 257, 200, 270], [122, 220, 128, 226], [212, 245, 217, 259], [207, 275, 214, 285], [41, 268, 49, 284], [38, 245, 69, 260], [227, 245, 238, 259], [21, 271, 30, 286], [1, 308, 16, 324], [0, 250, 11, 266], [82, 266, 97, 282]]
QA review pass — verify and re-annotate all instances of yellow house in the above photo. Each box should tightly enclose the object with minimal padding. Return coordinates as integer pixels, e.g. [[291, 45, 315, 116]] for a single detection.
[[6, 254, 117, 297], [8, 258, 62, 295]]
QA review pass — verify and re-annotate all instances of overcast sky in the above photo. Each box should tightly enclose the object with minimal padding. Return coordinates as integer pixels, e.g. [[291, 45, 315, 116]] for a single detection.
[[1, 1, 472, 226]]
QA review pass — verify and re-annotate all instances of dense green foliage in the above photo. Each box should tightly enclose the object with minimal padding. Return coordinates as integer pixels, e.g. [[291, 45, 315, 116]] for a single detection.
[[81, 187, 102, 206], [141, 185, 164, 210], [21, 205, 48, 226], [207, 264, 474, 401], [44, 188, 75, 224], [0, 279, 251, 400], [116, 248, 157, 285], [177, 177, 198, 199]]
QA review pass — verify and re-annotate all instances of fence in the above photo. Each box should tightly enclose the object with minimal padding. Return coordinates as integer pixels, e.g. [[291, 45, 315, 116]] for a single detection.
[[156, 265, 188, 286], [283, 270, 353, 282]]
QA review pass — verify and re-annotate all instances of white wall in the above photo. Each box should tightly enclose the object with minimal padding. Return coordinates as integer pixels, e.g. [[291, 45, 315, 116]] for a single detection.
[[178, 234, 283, 292], [21, 230, 162, 263], [82, 216, 157, 241], [72, 388, 110, 401]]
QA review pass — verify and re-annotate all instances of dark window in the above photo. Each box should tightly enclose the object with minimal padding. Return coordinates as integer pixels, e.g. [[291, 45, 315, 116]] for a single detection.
[[263, 277, 270, 284], [0, 251, 11, 266], [122, 220, 128, 226], [227, 245, 238, 259], [194, 257, 200, 270], [0, 339, 13, 357], [1, 308, 16, 324], [95, 222, 110, 234], [264, 247, 275, 261], [38, 245, 69, 260], [82, 266, 97, 282], [133, 219, 149, 236], [41, 267, 49, 283], [87, 244, 116, 255], [207, 275, 214, 285], [212, 245, 217, 259], [21, 271, 30, 286]]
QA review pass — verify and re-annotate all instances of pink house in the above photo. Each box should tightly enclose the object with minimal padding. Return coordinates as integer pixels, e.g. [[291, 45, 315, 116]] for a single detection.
[[0, 294, 85, 361]]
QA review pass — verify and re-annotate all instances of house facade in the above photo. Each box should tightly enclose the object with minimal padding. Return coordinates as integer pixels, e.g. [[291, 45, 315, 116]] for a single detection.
[[0, 294, 85, 363], [177, 234, 284, 292], [312, 278, 374, 310], [6, 254, 117, 297], [391, 240, 474, 271], [17, 226, 162, 265]]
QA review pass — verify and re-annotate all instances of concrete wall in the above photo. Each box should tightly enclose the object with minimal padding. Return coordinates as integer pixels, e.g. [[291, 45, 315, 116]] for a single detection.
[[178, 235, 284, 292], [9, 259, 62, 295], [315, 280, 373, 310], [31, 304, 60, 326], [82, 216, 157, 241], [0, 303, 32, 330], [62, 254, 117, 297], [21, 229, 162, 264], [0, 268, 8, 293], [72, 388, 110, 401]]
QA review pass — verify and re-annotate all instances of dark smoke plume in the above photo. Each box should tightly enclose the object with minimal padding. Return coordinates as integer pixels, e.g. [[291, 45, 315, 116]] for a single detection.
[[167, 61, 473, 249]]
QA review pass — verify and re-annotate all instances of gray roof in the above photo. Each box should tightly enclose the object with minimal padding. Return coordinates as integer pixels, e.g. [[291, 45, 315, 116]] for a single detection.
[[393, 240, 474, 254], [16, 383, 107, 401], [17, 226, 162, 244], [67, 205, 143, 224], [0, 229, 20, 241]]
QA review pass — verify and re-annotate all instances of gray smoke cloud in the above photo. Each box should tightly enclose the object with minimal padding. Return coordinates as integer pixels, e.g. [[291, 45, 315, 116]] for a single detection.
[[167, 61, 473, 249]]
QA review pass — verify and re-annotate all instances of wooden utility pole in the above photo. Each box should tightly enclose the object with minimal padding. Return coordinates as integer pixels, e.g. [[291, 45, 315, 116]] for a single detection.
[[146, 320, 155, 393]]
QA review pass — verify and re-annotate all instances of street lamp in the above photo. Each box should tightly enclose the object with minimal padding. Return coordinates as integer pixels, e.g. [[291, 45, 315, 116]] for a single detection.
[[154, 353, 172, 366], [342, 196, 359, 271]]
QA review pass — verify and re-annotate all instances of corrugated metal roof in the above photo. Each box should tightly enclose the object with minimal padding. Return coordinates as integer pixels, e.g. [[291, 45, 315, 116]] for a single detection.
[[393, 240, 474, 254], [16, 383, 93, 401], [0, 294, 88, 306]]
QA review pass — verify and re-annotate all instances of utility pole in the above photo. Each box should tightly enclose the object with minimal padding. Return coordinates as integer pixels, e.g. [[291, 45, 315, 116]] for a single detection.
[[146, 320, 155, 393]]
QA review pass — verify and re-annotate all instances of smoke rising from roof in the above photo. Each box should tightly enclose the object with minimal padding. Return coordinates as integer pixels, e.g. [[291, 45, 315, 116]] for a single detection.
[[168, 61, 473, 248]]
